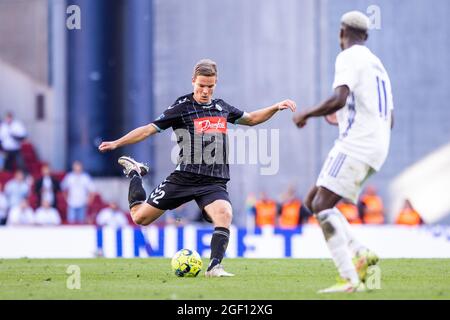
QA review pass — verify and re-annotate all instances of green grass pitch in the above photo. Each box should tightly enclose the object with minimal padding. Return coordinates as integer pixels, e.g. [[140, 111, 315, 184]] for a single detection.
[[0, 258, 448, 300]]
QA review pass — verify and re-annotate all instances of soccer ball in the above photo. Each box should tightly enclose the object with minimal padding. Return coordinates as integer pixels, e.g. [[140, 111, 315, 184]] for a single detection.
[[171, 249, 203, 277]]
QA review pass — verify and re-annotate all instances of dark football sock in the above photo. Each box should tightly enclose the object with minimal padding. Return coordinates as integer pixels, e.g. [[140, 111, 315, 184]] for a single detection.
[[129, 170, 140, 178], [128, 175, 146, 209], [207, 227, 230, 271]]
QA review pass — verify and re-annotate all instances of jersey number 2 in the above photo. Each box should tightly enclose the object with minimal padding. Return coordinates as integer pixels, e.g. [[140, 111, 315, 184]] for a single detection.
[[150, 182, 166, 205]]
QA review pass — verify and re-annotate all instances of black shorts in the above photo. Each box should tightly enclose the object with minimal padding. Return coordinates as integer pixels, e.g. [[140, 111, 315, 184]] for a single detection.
[[146, 171, 231, 222]]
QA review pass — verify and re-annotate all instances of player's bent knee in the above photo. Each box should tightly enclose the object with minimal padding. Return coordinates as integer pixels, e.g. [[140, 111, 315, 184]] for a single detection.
[[211, 207, 233, 224], [130, 208, 151, 226], [131, 204, 164, 226], [129, 205, 143, 225], [311, 198, 332, 215], [304, 201, 313, 214], [304, 187, 317, 213], [219, 206, 233, 218], [223, 210, 233, 222], [310, 198, 323, 215], [131, 211, 146, 225], [216, 208, 232, 219]]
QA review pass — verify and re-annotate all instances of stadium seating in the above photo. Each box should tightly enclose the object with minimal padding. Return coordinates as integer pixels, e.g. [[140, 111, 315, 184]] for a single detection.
[[1, 141, 109, 224], [21, 141, 42, 177], [87, 193, 109, 224], [0, 171, 13, 187]]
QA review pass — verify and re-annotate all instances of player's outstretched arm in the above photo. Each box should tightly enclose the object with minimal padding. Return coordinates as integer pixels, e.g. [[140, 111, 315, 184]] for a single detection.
[[237, 99, 296, 126], [293, 85, 349, 128], [98, 123, 158, 152]]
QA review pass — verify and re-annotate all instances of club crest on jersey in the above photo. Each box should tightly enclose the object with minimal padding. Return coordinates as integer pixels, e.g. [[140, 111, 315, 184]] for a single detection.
[[194, 117, 227, 133], [215, 104, 223, 111]]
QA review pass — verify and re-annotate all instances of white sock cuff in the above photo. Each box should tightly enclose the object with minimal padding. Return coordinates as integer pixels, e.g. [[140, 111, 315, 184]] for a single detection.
[[316, 208, 335, 222], [332, 207, 342, 216]]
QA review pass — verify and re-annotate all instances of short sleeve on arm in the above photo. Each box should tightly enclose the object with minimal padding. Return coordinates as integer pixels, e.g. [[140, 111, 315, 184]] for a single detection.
[[332, 51, 359, 91], [151, 105, 182, 132], [222, 101, 244, 124]]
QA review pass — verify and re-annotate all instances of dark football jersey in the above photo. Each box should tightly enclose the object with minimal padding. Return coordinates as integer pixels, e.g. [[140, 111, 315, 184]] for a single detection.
[[152, 93, 244, 180]]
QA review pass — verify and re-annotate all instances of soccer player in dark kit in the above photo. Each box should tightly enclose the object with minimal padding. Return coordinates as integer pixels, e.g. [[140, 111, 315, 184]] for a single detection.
[[99, 59, 296, 276]]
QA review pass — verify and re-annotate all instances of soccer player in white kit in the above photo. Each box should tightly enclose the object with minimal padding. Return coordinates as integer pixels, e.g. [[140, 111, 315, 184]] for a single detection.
[[293, 11, 394, 293]]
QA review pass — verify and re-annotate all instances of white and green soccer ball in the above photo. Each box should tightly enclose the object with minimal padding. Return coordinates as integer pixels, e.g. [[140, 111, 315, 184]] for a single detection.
[[171, 249, 203, 277]]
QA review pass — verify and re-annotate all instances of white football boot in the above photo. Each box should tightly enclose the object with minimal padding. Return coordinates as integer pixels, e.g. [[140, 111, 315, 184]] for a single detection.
[[118, 156, 149, 178], [205, 264, 235, 277], [353, 249, 380, 282], [318, 278, 366, 294]]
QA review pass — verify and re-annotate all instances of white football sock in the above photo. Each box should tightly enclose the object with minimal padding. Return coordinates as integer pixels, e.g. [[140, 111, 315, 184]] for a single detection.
[[333, 207, 366, 256], [317, 209, 359, 284]]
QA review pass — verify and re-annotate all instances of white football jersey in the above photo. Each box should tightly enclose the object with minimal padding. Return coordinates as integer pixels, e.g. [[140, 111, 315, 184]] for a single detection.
[[332, 45, 394, 171]]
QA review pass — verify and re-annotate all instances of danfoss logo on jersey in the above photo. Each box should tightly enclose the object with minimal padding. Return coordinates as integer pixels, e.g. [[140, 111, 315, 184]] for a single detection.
[[194, 117, 227, 133]]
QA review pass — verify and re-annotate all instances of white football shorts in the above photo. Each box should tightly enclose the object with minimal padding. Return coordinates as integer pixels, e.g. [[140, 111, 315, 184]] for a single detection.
[[316, 147, 375, 203]]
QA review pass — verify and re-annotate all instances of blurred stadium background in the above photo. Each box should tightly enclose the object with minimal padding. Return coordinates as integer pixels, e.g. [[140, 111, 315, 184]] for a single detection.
[[0, 0, 449, 260]]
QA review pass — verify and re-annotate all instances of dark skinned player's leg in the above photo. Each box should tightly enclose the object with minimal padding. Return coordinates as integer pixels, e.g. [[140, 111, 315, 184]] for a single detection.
[[310, 187, 360, 286], [311, 186, 367, 256], [310, 186, 342, 213], [303, 186, 318, 217]]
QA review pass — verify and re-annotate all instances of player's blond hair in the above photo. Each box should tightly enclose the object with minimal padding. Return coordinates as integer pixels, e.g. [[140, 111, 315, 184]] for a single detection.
[[193, 59, 217, 78]]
